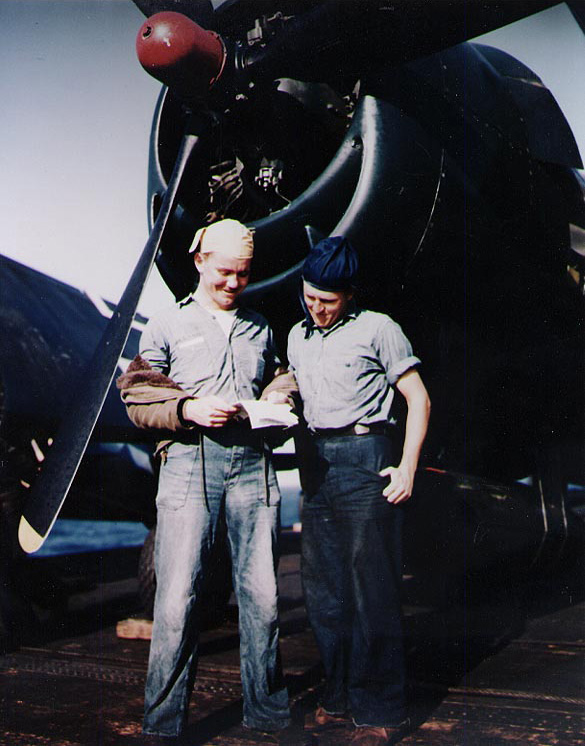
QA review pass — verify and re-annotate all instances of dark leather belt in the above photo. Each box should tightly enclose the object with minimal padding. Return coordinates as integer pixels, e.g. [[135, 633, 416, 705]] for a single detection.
[[311, 422, 389, 438]]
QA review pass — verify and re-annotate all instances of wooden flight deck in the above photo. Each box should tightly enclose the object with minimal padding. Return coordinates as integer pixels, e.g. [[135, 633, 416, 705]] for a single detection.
[[0, 533, 583, 745]]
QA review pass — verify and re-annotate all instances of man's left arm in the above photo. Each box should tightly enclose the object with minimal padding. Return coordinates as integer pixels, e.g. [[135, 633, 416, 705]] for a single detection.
[[259, 325, 299, 405], [260, 367, 298, 404], [380, 368, 431, 504]]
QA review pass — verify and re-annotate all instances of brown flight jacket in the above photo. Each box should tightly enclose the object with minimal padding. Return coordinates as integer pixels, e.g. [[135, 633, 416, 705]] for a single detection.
[[116, 355, 298, 452]]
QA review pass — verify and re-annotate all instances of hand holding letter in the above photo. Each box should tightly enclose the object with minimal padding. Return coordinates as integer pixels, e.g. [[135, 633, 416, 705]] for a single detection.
[[183, 396, 241, 428]]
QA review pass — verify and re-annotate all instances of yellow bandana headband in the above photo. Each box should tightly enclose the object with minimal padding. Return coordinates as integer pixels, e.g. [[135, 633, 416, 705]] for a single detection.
[[189, 219, 254, 259]]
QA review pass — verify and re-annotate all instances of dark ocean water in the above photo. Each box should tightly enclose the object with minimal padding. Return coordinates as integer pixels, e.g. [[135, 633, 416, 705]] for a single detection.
[[35, 478, 584, 558], [34, 519, 150, 557], [36, 469, 302, 557]]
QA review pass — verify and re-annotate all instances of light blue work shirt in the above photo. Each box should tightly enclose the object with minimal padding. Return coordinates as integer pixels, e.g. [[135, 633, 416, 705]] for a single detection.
[[287, 308, 420, 430], [139, 295, 290, 734], [140, 295, 280, 403]]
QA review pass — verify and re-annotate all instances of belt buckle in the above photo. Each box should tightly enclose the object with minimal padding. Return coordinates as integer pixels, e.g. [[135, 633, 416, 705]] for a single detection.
[[353, 423, 370, 435]]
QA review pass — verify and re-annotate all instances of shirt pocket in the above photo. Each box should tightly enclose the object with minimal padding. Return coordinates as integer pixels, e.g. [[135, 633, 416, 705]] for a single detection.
[[173, 335, 214, 386], [156, 442, 200, 510], [331, 355, 374, 395], [238, 335, 268, 390]]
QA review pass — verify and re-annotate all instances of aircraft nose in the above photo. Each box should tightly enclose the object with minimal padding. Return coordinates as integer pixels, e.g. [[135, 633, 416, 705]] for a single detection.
[[136, 11, 225, 101]]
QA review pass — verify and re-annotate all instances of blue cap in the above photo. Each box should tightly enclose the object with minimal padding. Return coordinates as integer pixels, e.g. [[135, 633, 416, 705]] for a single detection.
[[302, 236, 358, 292]]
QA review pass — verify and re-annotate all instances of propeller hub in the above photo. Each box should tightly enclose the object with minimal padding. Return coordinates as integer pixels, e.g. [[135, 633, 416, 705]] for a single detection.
[[136, 11, 225, 101]]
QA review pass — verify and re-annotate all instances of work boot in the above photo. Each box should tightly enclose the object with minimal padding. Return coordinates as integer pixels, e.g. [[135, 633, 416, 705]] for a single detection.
[[304, 705, 350, 731], [350, 719, 410, 745]]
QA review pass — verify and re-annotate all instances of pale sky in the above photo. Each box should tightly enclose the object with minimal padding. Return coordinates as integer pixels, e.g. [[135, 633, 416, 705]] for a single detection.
[[0, 1, 583, 317]]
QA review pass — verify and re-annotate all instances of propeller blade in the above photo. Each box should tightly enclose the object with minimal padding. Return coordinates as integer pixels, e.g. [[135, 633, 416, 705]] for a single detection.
[[18, 112, 210, 554], [567, 1, 585, 33]]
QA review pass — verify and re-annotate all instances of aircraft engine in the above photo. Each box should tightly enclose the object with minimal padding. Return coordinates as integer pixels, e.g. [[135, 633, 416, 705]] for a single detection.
[[129, 4, 585, 583], [139, 11, 584, 485]]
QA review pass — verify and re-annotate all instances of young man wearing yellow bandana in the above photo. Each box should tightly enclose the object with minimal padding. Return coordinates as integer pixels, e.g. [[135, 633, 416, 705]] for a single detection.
[[119, 219, 292, 742]]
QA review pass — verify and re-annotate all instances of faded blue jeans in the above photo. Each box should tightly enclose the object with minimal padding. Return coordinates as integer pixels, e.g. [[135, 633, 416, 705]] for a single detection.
[[301, 433, 406, 727], [143, 428, 290, 737]]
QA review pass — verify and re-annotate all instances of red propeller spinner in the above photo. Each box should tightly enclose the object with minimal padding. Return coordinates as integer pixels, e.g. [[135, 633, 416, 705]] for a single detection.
[[136, 11, 226, 102]]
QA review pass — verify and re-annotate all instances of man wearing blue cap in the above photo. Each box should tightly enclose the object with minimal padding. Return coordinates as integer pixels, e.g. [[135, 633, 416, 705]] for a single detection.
[[288, 236, 431, 746]]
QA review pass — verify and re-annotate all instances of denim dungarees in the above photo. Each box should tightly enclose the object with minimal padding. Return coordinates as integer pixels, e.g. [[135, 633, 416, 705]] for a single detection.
[[141, 297, 290, 736], [288, 308, 420, 727]]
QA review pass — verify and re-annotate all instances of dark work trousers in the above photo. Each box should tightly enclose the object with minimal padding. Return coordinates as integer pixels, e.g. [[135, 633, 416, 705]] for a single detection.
[[301, 432, 406, 727]]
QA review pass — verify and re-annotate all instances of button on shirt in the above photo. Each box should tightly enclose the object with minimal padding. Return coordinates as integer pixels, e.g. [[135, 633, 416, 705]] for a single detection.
[[287, 308, 420, 430], [140, 295, 280, 403]]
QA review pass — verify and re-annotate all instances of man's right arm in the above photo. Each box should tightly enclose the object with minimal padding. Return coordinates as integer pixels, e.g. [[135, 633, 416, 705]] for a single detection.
[[120, 310, 240, 430], [118, 355, 241, 431], [116, 355, 196, 432], [182, 397, 240, 428]]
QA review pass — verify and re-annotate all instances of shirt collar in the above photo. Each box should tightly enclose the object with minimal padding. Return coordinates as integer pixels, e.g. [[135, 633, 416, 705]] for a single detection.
[[180, 287, 240, 316], [302, 302, 359, 337]]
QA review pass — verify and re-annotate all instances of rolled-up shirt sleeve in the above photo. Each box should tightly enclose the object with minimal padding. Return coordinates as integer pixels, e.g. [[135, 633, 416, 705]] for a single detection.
[[375, 318, 421, 385]]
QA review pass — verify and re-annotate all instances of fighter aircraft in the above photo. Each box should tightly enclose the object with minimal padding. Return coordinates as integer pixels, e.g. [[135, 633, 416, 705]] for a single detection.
[[130, 0, 585, 588], [3, 0, 584, 645], [0, 255, 157, 645], [130, 0, 585, 576]]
